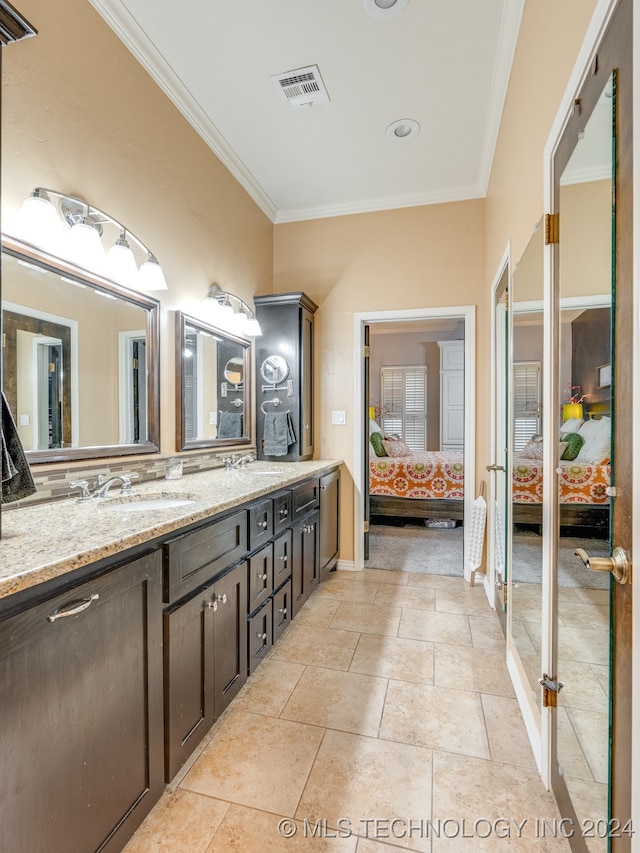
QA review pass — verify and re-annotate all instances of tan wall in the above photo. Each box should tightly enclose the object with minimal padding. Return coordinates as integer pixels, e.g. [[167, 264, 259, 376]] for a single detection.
[[2, 0, 273, 458]]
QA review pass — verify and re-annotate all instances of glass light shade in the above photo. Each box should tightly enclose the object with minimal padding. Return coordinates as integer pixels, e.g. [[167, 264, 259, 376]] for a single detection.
[[217, 300, 235, 326], [563, 402, 584, 422], [106, 235, 138, 286], [230, 308, 248, 335], [138, 254, 168, 291], [66, 220, 105, 273], [243, 316, 262, 337], [17, 191, 64, 254]]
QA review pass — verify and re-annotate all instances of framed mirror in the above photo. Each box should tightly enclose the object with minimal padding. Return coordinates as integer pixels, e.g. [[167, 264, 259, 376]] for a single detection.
[[260, 354, 289, 385], [1, 235, 160, 463], [176, 311, 252, 450]]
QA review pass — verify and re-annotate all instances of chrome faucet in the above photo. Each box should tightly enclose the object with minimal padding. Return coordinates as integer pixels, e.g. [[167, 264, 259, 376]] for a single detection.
[[94, 472, 139, 498], [224, 453, 255, 470]]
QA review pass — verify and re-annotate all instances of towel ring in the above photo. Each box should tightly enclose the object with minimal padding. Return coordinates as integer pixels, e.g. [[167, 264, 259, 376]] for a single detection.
[[261, 397, 281, 414]]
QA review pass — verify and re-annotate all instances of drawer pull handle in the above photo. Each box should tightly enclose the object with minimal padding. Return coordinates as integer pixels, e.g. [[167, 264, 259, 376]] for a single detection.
[[258, 520, 268, 529], [256, 632, 267, 640], [278, 607, 287, 615], [47, 593, 99, 623], [258, 573, 268, 580]]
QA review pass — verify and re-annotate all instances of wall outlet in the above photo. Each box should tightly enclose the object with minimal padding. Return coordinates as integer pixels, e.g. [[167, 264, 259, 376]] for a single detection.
[[209, 411, 217, 425], [331, 410, 346, 425]]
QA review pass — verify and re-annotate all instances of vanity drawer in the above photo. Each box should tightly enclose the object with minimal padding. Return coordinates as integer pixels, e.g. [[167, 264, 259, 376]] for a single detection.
[[273, 490, 292, 533], [163, 510, 248, 602], [273, 529, 292, 587], [291, 479, 319, 520], [247, 544, 273, 614], [248, 498, 273, 551], [272, 579, 292, 644], [248, 603, 272, 674]]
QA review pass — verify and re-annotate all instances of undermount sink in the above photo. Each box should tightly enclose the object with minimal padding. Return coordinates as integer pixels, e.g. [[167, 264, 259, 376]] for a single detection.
[[236, 466, 286, 475], [101, 493, 196, 513]]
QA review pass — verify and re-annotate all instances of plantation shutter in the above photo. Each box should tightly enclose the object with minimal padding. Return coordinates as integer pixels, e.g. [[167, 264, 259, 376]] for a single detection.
[[380, 366, 427, 451], [513, 361, 541, 452]]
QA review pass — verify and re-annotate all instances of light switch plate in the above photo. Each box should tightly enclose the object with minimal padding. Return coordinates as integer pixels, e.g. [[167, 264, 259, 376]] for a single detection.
[[19, 414, 30, 426], [331, 410, 346, 425]]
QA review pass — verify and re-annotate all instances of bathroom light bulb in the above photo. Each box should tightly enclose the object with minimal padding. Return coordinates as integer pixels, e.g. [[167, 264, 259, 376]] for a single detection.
[[138, 253, 168, 291], [66, 219, 105, 273], [106, 232, 138, 286], [17, 190, 64, 255], [243, 317, 263, 337]]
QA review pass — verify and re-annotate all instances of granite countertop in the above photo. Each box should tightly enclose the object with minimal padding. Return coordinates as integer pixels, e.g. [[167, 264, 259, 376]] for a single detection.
[[0, 460, 341, 601]]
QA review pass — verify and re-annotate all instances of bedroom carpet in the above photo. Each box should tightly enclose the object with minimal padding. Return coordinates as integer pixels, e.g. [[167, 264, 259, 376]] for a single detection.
[[366, 524, 610, 589]]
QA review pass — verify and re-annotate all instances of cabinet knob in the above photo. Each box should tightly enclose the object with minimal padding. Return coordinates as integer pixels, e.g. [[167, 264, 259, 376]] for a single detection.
[[216, 593, 228, 605], [206, 600, 218, 612], [256, 632, 267, 640], [280, 555, 287, 563], [304, 424, 309, 430], [259, 520, 268, 529], [258, 573, 268, 580], [279, 507, 288, 517], [278, 607, 287, 615]]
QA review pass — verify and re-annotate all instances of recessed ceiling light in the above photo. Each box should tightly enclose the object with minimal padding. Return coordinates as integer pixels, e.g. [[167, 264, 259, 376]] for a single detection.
[[386, 119, 420, 141], [362, 0, 410, 20]]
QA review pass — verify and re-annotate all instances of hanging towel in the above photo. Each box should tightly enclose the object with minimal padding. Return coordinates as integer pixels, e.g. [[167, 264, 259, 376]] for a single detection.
[[263, 411, 296, 456], [2, 392, 37, 504], [218, 410, 243, 439]]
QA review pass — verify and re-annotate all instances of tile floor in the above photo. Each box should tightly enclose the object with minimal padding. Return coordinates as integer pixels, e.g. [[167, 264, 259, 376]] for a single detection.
[[124, 569, 571, 852]]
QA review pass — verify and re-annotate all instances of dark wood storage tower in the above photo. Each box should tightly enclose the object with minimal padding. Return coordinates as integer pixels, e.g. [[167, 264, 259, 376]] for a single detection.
[[254, 292, 317, 461]]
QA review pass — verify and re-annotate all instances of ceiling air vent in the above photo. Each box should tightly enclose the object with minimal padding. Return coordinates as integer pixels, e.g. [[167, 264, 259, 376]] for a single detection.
[[271, 64, 330, 109]]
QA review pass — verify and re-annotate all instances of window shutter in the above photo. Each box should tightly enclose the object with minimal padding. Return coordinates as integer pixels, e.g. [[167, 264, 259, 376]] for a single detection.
[[380, 366, 427, 451], [513, 361, 541, 452]]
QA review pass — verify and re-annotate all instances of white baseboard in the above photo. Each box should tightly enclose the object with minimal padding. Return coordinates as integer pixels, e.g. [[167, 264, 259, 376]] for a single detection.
[[336, 559, 357, 572]]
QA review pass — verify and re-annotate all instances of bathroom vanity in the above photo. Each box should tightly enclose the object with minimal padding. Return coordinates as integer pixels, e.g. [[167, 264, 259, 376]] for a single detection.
[[0, 460, 340, 853]]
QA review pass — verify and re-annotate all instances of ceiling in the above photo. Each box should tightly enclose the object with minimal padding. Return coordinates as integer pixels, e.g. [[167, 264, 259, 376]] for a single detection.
[[89, 0, 524, 224]]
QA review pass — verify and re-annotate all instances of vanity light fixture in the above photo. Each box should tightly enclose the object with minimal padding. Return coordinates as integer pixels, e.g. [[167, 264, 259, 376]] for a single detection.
[[363, 0, 410, 20], [16, 187, 168, 291], [203, 284, 263, 337]]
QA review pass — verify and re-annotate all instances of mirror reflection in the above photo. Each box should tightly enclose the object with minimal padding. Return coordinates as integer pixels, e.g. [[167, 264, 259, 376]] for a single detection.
[[1, 236, 160, 462], [556, 76, 613, 831], [260, 355, 289, 385], [176, 312, 251, 450]]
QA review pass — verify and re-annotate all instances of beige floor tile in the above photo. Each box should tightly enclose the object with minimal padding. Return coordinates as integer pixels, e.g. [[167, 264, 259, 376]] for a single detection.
[[556, 660, 609, 713], [435, 587, 493, 617], [374, 584, 436, 612], [572, 587, 609, 606], [180, 710, 323, 817], [358, 568, 410, 585], [330, 601, 402, 636], [206, 803, 358, 852], [564, 708, 608, 783], [230, 658, 305, 716], [293, 594, 342, 627], [281, 666, 388, 736], [399, 608, 471, 646], [272, 623, 360, 670], [123, 790, 229, 853], [331, 570, 360, 581], [556, 706, 594, 782], [318, 578, 380, 604], [511, 618, 539, 658], [356, 839, 419, 853], [297, 729, 433, 852], [468, 614, 505, 649], [481, 693, 536, 769], [558, 625, 609, 667], [563, 776, 608, 853], [590, 663, 610, 697], [434, 644, 514, 697], [350, 633, 434, 684], [431, 750, 570, 851], [379, 680, 490, 759], [406, 574, 466, 591], [558, 602, 609, 631]]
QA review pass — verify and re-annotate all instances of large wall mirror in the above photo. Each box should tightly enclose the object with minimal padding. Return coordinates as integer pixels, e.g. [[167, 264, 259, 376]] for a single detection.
[[176, 311, 252, 451], [1, 235, 160, 463]]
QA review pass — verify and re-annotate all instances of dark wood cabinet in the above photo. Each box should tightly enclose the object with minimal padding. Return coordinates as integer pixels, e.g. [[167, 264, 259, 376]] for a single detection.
[[164, 560, 247, 781], [0, 550, 164, 853], [254, 292, 317, 461], [319, 468, 340, 578], [291, 509, 319, 617]]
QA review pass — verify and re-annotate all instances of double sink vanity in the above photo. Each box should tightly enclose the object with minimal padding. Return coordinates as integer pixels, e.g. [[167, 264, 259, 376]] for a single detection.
[[0, 459, 340, 853]]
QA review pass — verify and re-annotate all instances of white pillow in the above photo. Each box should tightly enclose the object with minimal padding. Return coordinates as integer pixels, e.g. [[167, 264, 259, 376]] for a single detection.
[[560, 417, 583, 435], [369, 418, 383, 435], [578, 416, 608, 443], [575, 417, 611, 464]]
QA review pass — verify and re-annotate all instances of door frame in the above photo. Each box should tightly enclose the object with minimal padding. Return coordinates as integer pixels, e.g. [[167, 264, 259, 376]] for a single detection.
[[353, 305, 476, 579]]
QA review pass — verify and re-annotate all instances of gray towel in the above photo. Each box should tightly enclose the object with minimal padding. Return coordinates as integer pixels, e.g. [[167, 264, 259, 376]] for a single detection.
[[2, 392, 37, 504], [218, 410, 243, 439], [263, 411, 296, 456]]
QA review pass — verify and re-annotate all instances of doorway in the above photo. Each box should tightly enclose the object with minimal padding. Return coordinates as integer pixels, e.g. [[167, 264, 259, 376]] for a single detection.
[[354, 306, 476, 581]]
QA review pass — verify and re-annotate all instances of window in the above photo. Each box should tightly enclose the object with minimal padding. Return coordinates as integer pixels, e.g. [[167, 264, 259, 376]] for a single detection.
[[513, 361, 541, 452], [380, 365, 427, 451]]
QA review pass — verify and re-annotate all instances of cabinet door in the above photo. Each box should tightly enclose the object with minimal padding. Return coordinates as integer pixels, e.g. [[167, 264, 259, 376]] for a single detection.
[[248, 543, 273, 614], [319, 469, 340, 578], [272, 579, 292, 644], [213, 562, 248, 717], [164, 587, 214, 782], [291, 510, 319, 617], [248, 498, 273, 551], [248, 601, 273, 674], [273, 528, 292, 588], [0, 552, 164, 853]]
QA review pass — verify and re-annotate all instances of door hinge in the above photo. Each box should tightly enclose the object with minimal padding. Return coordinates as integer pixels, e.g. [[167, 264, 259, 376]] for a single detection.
[[2, 332, 5, 348], [363, 345, 370, 358], [364, 521, 370, 533], [539, 673, 564, 708], [504, 289, 509, 311], [545, 213, 560, 245], [503, 582, 508, 606], [132, 358, 139, 369]]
